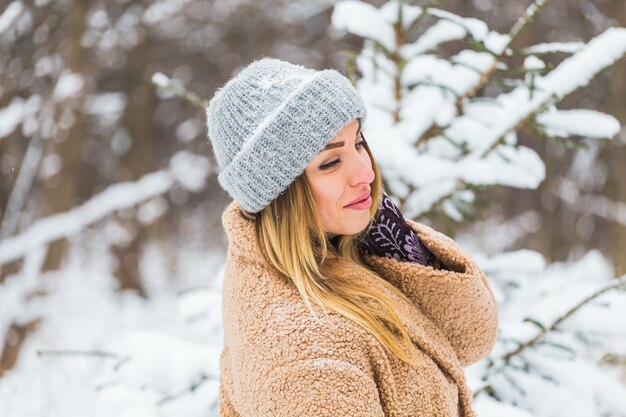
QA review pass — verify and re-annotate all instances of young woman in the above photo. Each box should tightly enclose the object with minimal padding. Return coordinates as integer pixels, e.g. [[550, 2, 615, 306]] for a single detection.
[[206, 57, 498, 417]]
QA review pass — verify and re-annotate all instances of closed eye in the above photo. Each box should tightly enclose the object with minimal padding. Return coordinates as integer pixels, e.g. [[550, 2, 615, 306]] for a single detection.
[[319, 138, 366, 171]]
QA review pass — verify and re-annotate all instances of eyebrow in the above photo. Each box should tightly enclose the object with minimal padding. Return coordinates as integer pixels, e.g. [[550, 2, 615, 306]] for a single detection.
[[322, 124, 362, 151]]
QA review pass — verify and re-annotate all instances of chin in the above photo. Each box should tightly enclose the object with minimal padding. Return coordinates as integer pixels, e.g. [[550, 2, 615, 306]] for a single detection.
[[333, 213, 371, 236]]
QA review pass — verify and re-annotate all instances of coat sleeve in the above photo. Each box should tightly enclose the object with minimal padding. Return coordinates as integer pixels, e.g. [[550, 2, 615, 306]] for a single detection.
[[252, 357, 386, 417], [362, 219, 499, 367]]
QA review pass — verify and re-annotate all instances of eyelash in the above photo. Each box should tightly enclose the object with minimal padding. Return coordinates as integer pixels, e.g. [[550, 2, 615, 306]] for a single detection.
[[319, 138, 367, 171]]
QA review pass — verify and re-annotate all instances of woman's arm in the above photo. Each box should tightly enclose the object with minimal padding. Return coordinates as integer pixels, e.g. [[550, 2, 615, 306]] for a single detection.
[[362, 219, 499, 367]]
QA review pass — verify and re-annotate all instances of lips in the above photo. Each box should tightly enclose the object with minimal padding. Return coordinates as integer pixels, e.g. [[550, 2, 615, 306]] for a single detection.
[[345, 190, 371, 207]]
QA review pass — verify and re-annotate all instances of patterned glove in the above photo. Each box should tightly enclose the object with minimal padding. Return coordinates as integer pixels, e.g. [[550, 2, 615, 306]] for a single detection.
[[358, 192, 443, 269]]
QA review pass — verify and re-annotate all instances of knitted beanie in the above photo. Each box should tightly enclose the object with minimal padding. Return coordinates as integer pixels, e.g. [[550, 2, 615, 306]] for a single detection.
[[206, 57, 367, 213]]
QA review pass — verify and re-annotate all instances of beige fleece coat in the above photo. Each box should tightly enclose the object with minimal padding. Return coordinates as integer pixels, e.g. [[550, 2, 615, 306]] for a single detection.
[[218, 201, 498, 417]]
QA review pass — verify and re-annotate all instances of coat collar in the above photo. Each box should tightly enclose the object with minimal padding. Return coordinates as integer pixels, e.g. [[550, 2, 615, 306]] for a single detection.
[[221, 200, 266, 266]]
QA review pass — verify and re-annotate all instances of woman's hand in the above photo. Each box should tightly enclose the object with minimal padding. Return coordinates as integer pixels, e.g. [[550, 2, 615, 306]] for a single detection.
[[358, 192, 443, 269]]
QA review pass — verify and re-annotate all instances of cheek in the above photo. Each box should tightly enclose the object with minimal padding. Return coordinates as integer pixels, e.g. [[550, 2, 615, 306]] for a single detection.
[[311, 177, 343, 214]]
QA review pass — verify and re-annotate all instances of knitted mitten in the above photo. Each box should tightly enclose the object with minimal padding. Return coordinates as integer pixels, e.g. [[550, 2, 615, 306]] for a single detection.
[[358, 192, 443, 269]]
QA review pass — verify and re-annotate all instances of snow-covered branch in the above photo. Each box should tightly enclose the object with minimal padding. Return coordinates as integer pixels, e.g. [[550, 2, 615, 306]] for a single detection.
[[496, 273, 626, 365], [0, 132, 46, 240], [332, 0, 626, 222], [151, 72, 209, 109], [467, 27, 626, 160], [0, 151, 213, 265], [457, 0, 552, 107]]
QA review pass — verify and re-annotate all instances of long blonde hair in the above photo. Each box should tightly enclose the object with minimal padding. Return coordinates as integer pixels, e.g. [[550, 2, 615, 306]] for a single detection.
[[247, 139, 422, 367]]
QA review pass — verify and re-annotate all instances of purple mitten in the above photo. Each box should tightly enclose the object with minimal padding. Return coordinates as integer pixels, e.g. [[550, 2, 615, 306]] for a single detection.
[[358, 192, 443, 269]]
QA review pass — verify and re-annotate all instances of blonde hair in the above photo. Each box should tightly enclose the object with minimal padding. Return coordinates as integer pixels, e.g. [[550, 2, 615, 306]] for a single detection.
[[247, 139, 422, 367]]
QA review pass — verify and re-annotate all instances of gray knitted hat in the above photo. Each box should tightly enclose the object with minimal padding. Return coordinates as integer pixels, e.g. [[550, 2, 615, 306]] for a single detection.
[[206, 57, 367, 213]]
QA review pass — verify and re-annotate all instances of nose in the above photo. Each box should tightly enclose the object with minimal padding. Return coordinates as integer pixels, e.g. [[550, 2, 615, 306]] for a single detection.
[[346, 150, 374, 187]]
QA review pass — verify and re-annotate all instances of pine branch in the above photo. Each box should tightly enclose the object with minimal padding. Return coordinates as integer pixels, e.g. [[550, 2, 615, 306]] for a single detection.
[[468, 93, 558, 159], [156, 374, 210, 406], [601, 353, 626, 366], [508, 0, 553, 45], [494, 273, 626, 365], [474, 275, 626, 398], [455, 0, 554, 109]]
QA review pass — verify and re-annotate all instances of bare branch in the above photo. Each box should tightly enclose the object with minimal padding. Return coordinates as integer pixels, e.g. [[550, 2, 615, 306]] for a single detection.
[[151, 72, 209, 109]]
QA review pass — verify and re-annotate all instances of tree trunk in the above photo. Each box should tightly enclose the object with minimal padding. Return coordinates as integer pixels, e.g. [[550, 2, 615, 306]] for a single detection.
[[606, 0, 626, 276], [111, 24, 156, 296], [41, 0, 89, 272]]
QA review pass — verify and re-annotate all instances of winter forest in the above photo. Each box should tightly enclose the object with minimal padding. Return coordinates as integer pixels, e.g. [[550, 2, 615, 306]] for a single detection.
[[1, 0, 626, 416]]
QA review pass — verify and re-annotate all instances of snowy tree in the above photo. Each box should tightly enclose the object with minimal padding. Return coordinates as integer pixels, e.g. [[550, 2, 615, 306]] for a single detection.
[[331, 0, 624, 221]]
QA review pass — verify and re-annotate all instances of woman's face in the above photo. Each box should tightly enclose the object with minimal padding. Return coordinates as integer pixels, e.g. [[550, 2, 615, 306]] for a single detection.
[[304, 119, 375, 236]]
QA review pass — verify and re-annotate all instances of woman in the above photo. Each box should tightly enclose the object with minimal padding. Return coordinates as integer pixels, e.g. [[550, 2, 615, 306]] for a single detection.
[[206, 57, 498, 417]]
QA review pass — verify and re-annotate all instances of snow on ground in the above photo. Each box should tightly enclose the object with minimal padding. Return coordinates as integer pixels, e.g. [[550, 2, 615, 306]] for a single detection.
[[0, 229, 225, 417]]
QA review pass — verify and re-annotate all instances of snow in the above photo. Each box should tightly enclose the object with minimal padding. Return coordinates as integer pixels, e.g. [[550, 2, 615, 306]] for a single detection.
[[52, 71, 84, 102], [111, 129, 132, 156], [332, 1, 625, 226], [483, 31, 510, 55], [400, 20, 467, 59], [403, 179, 457, 218], [461, 144, 546, 189], [466, 250, 626, 417], [541, 28, 626, 98], [3, 219, 624, 417], [474, 396, 536, 417], [0, 170, 173, 264], [477, 249, 547, 277], [34, 55, 59, 77], [87, 7, 109, 29], [0, 241, 225, 417], [142, 0, 191, 26], [333, 0, 424, 46], [463, 28, 626, 160], [331, 1, 397, 51], [0, 95, 41, 143], [536, 109, 621, 139], [168, 151, 214, 192], [0, 1, 24, 35], [39, 152, 62, 179], [0, 148, 213, 264], [0, 98, 26, 140], [379, 0, 423, 29], [524, 55, 545, 70], [401, 51, 495, 95], [523, 42, 585, 54], [84, 92, 127, 116], [137, 197, 168, 225], [151, 72, 170, 89], [175, 118, 202, 143], [426, 8, 489, 41]]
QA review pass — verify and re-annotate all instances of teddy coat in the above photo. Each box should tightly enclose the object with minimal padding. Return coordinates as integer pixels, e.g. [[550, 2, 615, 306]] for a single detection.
[[218, 201, 499, 417]]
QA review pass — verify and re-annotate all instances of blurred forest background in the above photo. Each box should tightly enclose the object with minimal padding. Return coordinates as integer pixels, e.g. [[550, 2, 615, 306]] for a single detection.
[[1, 0, 626, 411]]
